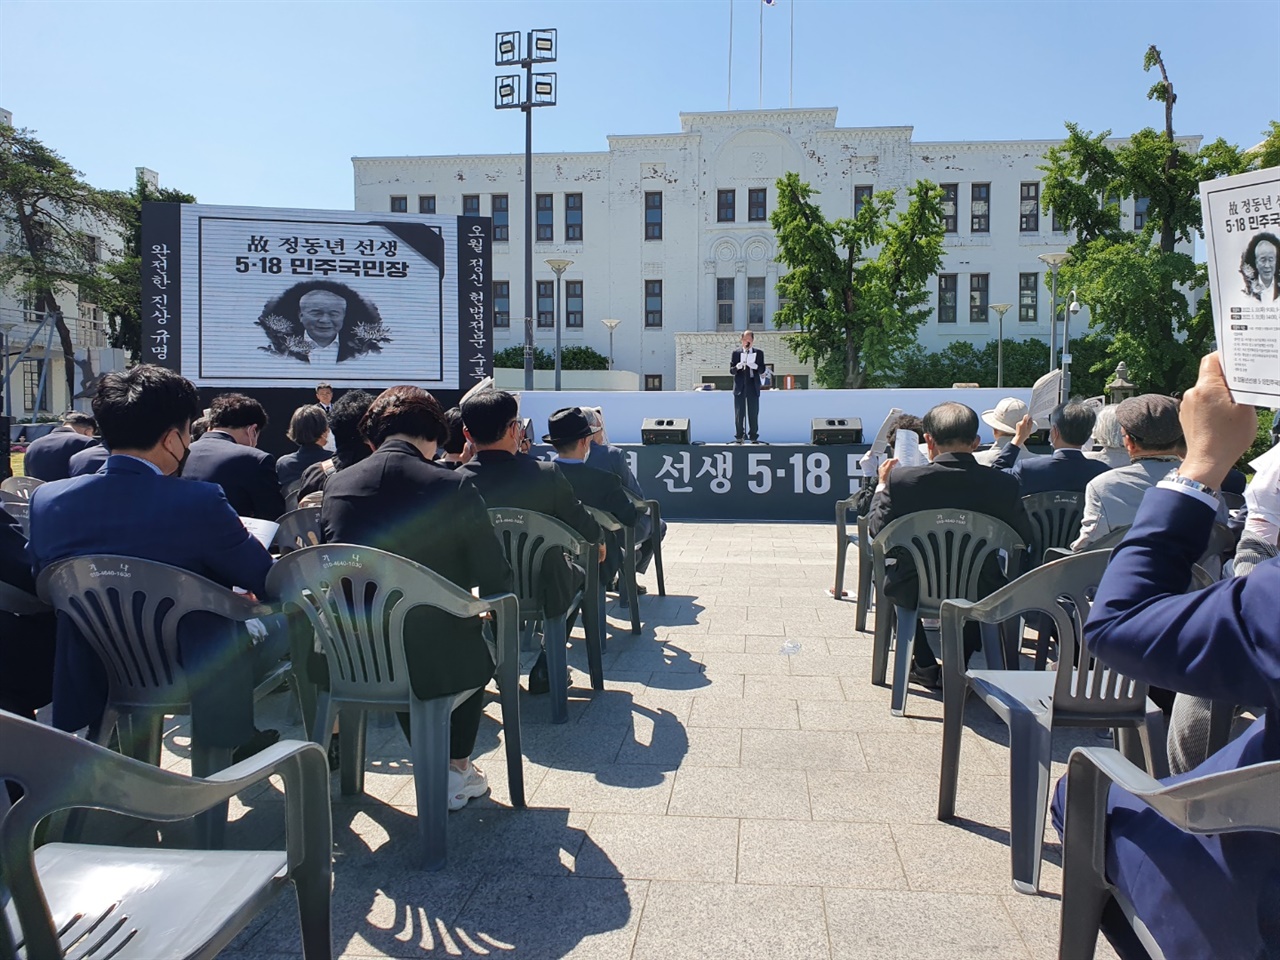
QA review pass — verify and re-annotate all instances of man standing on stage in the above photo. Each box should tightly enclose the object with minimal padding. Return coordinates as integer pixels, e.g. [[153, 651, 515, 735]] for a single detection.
[[730, 330, 764, 443]]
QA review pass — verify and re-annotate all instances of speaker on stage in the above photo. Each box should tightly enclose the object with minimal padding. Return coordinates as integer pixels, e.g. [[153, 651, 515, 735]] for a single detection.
[[641, 418, 691, 445], [811, 417, 863, 445]]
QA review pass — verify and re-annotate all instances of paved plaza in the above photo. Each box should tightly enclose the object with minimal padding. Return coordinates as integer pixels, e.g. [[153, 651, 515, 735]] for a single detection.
[[157, 521, 1118, 959]]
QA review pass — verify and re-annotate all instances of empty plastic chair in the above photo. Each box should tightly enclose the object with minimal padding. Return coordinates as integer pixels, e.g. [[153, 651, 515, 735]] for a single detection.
[[623, 488, 666, 596], [0, 476, 43, 500], [273, 506, 323, 555], [584, 504, 640, 635]]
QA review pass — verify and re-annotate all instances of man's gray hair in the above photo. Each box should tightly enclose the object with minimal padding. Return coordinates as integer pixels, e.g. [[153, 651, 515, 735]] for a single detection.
[[1091, 406, 1125, 449], [580, 407, 603, 432]]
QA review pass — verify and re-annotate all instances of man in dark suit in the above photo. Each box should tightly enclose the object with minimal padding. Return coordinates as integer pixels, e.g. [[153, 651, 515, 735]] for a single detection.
[[730, 330, 764, 443], [22, 412, 100, 481], [321, 386, 512, 809], [68, 442, 110, 477], [990, 398, 1111, 495], [546, 407, 638, 588], [582, 406, 666, 577], [26, 365, 283, 757], [0, 512, 55, 720], [1051, 353, 1280, 960], [868, 401, 1034, 686], [183, 393, 286, 520]]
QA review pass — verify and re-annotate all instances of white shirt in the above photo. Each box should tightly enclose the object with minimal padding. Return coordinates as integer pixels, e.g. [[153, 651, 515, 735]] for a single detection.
[[309, 339, 340, 366]]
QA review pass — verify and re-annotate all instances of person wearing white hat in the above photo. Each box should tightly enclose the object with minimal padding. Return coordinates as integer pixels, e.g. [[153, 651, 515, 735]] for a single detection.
[[975, 397, 1039, 466]]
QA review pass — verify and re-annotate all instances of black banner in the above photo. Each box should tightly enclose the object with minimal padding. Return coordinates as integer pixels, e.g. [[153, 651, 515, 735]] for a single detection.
[[139, 201, 182, 371], [456, 216, 493, 393]]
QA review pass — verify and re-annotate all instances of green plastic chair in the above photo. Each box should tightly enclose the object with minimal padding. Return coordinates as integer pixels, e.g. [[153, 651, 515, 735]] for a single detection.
[[623, 488, 666, 597], [832, 494, 874, 632], [584, 504, 640, 636]]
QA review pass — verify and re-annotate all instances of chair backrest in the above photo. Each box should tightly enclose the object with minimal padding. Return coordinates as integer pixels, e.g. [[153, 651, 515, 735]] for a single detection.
[[265, 544, 510, 702], [35, 555, 272, 711], [1222, 491, 1246, 513], [872, 509, 1026, 614], [298, 490, 324, 509], [2, 501, 29, 537], [1087, 524, 1132, 551], [0, 476, 42, 500], [1201, 521, 1237, 568], [487, 508, 592, 616], [274, 506, 322, 555], [1021, 490, 1085, 567]]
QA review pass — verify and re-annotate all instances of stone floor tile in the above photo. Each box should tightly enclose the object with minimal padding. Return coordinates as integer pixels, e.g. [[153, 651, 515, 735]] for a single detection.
[[1000, 893, 1122, 960], [532, 764, 675, 814], [576, 814, 740, 882], [858, 730, 1002, 776], [891, 821, 1061, 895], [739, 728, 868, 771], [616, 720, 741, 768], [695, 651, 794, 675], [743, 674, 846, 700], [688, 696, 801, 730], [667, 766, 811, 819], [737, 819, 907, 889], [824, 888, 1031, 959], [650, 670, 744, 697]]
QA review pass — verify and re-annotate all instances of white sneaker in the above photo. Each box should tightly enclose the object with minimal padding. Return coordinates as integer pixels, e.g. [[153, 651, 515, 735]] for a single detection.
[[447, 764, 490, 811]]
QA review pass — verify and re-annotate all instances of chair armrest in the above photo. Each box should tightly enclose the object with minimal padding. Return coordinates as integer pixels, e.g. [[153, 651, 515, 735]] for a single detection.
[[938, 598, 976, 675], [584, 504, 623, 533], [480, 591, 521, 672]]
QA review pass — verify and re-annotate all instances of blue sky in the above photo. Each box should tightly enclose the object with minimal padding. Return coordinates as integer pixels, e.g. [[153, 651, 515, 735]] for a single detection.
[[2, 0, 1277, 209]]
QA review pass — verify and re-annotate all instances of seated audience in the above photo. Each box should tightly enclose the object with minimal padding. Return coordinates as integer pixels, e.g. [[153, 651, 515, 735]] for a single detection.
[[68, 441, 109, 477], [23, 411, 100, 481], [315, 382, 336, 452], [868, 401, 1033, 687], [320, 386, 512, 810], [1072, 394, 1227, 551], [1051, 353, 1280, 960], [975, 398, 1038, 466], [296, 390, 375, 500], [436, 407, 474, 469], [191, 414, 211, 441], [0, 512, 55, 720], [1084, 405, 1130, 469], [184, 393, 285, 521], [582, 406, 666, 579], [990, 398, 1111, 495], [26, 365, 284, 759], [276, 404, 331, 494]]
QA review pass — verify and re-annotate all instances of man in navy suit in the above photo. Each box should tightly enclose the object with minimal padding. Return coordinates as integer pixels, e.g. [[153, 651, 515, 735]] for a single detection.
[[1051, 353, 1280, 960], [22, 412, 100, 481], [990, 398, 1111, 495], [68, 442, 109, 477], [183, 393, 286, 520], [27, 365, 282, 755], [582, 406, 666, 578], [0, 513, 55, 720], [730, 330, 765, 443]]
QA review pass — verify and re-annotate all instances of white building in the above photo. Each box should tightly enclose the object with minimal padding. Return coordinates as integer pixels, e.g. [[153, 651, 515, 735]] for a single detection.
[[352, 108, 1196, 391]]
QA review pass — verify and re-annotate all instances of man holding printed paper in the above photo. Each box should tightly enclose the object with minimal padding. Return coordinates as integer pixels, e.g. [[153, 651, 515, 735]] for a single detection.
[[730, 330, 765, 443]]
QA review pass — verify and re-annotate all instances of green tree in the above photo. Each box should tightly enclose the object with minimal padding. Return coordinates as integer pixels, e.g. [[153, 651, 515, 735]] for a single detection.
[[559, 345, 608, 371], [0, 123, 122, 404], [99, 171, 195, 361], [494, 345, 554, 369], [1041, 46, 1252, 394], [771, 171, 946, 388], [1246, 121, 1280, 171]]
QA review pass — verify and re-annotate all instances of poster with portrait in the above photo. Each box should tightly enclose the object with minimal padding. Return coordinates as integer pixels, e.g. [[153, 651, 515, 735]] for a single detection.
[[139, 203, 493, 392], [1200, 166, 1280, 406]]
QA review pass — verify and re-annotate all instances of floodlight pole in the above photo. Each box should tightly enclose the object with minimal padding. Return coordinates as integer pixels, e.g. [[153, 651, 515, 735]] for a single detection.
[[523, 70, 534, 392], [545, 258, 573, 390], [987, 303, 1012, 388], [1038, 252, 1071, 374]]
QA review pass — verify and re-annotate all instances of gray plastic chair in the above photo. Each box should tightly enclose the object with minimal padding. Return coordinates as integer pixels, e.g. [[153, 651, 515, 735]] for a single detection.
[[623, 488, 666, 596], [0, 711, 332, 960], [0, 580, 49, 617], [265, 544, 522, 870], [833, 495, 875, 632], [489, 508, 603, 724], [273, 506, 323, 555], [35, 555, 297, 846], [1221, 490, 1246, 512], [0, 476, 42, 500], [584, 504, 640, 636], [1021, 490, 1085, 568], [935, 550, 1174, 894], [1, 502, 29, 537], [1058, 747, 1280, 960], [870, 509, 1026, 717]]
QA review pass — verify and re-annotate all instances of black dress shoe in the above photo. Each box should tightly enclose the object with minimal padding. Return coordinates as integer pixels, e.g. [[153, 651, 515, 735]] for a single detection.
[[232, 728, 280, 765], [527, 651, 550, 695], [909, 663, 942, 690]]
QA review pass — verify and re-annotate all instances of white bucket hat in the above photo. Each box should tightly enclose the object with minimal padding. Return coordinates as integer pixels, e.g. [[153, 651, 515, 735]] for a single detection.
[[981, 397, 1037, 434]]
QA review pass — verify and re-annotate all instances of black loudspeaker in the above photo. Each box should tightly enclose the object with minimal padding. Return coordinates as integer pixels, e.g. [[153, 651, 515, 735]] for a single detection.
[[0, 415, 10, 480], [641, 418, 691, 445], [811, 417, 863, 445]]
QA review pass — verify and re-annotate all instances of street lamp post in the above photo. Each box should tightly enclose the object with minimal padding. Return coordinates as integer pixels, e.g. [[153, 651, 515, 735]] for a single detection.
[[495, 29, 558, 391], [544, 258, 573, 391], [1037, 252, 1071, 374], [0, 322, 15, 418], [987, 303, 1012, 388], [1062, 289, 1081, 401], [600, 318, 621, 370]]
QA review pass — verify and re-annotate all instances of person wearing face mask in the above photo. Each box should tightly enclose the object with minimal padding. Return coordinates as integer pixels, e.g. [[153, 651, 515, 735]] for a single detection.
[[183, 392, 286, 520], [26, 365, 285, 761]]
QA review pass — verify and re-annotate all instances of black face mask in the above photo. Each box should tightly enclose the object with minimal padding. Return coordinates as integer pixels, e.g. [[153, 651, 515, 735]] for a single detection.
[[167, 433, 191, 477]]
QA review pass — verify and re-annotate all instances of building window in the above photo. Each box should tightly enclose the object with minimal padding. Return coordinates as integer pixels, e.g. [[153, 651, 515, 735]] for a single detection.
[[418, 195, 436, 215], [717, 189, 736, 223], [23, 360, 47, 412], [565, 280, 583, 327], [1051, 208, 1063, 232], [493, 280, 510, 327], [1019, 272, 1039, 323], [537, 280, 554, 327], [969, 274, 989, 322], [492, 195, 509, 241], [716, 277, 735, 327], [854, 185, 873, 216], [536, 194, 553, 241], [748, 188, 767, 222], [1019, 182, 1040, 232], [971, 184, 990, 233], [644, 279, 663, 327], [644, 374, 663, 391], [463, 195, 480, 217], [565, 193, 583, 241], [747, 276, 766, 327], [1134, 196, 1150, 231], [644, 191, 663, 240], [938, 274, 957, 323], [82, 236, 101, 263], [390, 196, 407, 213], [940, 184, 958, 233]]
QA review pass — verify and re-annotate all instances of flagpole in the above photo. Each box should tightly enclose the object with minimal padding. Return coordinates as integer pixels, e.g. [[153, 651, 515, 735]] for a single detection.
[[789, 0, 794, 108], [758, 0, 764, 108], [727, 0, 734, 110]]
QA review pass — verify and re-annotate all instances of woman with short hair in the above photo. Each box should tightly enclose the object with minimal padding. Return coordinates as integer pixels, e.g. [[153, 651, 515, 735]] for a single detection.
[[276, 404, 331, 495]]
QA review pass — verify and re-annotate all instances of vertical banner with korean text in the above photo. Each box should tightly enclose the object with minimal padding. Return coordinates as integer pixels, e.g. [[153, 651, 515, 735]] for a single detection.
[[139, 201, 182, 371], [457, 216, 494, 392]]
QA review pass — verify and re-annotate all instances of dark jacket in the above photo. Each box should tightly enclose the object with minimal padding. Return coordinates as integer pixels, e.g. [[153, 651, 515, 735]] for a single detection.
[[0, 513, 55, 717], [27, 455, 275, 745], [22, 427, 99, 482], [556, 458, 638, 583], [730, 346, 765, 397], [868, 451, 1033, 601], [991, 444, 1111, 496], [275, 443, 329, 491], [586, 441, 651, 541], [68, 444, 110, 477], [320, 439, 511, 700], [183, 430, 286, 520]]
